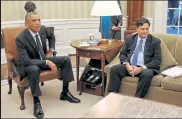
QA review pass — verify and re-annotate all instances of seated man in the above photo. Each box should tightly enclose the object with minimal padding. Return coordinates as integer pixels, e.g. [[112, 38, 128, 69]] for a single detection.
[[107, 18, 162, 98], [16, 11, 80, 118]]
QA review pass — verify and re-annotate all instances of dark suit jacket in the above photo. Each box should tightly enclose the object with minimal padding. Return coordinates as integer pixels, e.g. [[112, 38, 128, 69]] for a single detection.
[[16, 25, 55, 77], [119, 33, 162, 73]]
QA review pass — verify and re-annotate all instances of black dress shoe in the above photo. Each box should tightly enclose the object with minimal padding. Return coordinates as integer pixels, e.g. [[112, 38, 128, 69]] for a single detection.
[[60, 92, 81, 103], [34, 102, 44, 119]]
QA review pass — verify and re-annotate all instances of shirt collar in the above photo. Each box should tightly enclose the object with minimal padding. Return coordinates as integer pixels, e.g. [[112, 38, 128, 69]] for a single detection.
[[29, 29, 39, 38], [137, 35, 147, 44], [137, 35, 147, 41]]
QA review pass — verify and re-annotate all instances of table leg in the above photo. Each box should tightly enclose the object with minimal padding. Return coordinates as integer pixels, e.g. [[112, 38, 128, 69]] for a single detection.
[[101, 53, 105, 96], [76, 50, 80, 91]]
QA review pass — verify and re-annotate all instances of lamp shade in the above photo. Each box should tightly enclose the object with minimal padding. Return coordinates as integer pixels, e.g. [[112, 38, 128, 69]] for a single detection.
[[90, 1, 122, 16]]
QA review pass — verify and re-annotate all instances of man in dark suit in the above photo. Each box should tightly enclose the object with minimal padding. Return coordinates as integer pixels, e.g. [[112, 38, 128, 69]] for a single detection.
[[107, 18, 162, 98], [110, 0, 123, 40], [16, 12, 80, 118]]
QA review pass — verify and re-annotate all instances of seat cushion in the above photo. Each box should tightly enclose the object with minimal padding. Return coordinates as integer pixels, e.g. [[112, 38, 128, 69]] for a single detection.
[[160, 39, 178, 70], [161, 76, 182, 92], [150, 33, 177, 56], [122, 74, 164, 87]]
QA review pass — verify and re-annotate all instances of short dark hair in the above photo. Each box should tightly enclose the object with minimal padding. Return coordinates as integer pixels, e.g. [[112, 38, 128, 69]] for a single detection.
[[136, 17, 150, 27]]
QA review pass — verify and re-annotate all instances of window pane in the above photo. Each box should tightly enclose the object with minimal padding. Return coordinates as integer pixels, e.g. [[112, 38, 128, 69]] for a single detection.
[[179, 27, 182, 35], [180, 9, 182, 26], [168, 0, 180, 8], [166, 26, 178, 35], [167, 9, 179, 25]]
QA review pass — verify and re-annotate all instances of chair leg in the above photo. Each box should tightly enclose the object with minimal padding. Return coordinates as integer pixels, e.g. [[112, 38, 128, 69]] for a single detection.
[[7, 76, 12, 94], [17, 85, 29, 110], [41, 82, 44, 86]]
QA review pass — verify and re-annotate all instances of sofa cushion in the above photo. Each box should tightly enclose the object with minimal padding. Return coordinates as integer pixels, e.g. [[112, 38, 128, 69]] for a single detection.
[[174, 36, 182, 65], [161, 76, 182, 92], [160, 39, 178, 70], [150, 33, 177, 56], [122, 74, 164, 87]]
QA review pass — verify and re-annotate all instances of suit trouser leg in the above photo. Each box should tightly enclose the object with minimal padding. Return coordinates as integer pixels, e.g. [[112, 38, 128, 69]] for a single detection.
[[47, 56, 74, 83], [111, 30, 121, 40], [135, 69, 154, 98], [25, 65, 42, 97], [107, 64, 129, 92]]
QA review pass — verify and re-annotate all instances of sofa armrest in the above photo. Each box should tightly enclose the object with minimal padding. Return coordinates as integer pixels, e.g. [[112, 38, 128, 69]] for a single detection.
[[53, 51, 57, 57], [104, 53, 120, 74]]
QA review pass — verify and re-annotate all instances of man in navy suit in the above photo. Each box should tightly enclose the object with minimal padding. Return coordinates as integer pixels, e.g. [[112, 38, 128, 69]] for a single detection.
[[107, 18, 162, 98], [16, 12, 80, 118]]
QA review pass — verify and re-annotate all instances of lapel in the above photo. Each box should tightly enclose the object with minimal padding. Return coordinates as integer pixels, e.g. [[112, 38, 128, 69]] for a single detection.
[[144, 34, 152, 58], [25, 29, 39, 54], [130, 35, 138, 55]]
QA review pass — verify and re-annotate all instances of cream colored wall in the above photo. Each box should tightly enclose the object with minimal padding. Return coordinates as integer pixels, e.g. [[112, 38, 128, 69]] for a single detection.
[[1, 1, 95, 21], [144, 1, 156, 18], [1, 1, 128, 22]]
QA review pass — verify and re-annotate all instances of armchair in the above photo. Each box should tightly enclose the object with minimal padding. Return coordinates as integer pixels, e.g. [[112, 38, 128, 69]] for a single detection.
[[2, 26, 60, 110]]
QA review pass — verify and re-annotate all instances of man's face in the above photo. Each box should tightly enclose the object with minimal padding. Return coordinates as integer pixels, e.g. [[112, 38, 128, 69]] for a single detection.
[[136, 23, 149, 39], [26, 14, 41, 33]]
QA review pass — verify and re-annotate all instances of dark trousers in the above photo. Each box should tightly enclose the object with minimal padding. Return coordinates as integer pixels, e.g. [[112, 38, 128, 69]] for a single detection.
[[24, 56, 74, 97], [107, 64, 155, 98], [110, 30, 121, 40]]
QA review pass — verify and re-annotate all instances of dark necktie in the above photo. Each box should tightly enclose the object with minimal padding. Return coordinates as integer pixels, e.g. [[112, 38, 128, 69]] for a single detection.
[[35, 34, 46, 60], [131, 40, 143, 66]]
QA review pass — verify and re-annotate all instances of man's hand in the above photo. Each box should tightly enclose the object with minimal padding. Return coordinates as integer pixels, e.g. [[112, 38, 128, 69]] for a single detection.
[[46, 50, 53, 58], [133, 66, 144, 75], [112, 26, 120, 31], [47, 60, 58, 74], [125, 63, 134, 76]]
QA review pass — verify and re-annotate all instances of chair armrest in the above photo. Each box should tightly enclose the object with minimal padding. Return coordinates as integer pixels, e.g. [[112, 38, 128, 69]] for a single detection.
[[6, 53, 15, 63], [6, 53, 21, 77], [53, 51, 57, 57], [104, 55, 120, 74]]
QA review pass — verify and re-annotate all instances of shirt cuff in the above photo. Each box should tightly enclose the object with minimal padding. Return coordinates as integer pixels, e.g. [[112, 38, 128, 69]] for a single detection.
[[46, 60, 47, 65], [123, 62, 129, 65], [140, 65, 147, 69], [50, 48, 55, 52]]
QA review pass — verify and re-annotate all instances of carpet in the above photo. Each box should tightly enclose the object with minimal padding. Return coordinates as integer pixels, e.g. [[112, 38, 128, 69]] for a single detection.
[[1, 71, 103, 118]]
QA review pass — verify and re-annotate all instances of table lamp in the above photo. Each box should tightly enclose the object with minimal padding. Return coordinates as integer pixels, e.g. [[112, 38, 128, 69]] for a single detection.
[[90, 1, 122, 41]]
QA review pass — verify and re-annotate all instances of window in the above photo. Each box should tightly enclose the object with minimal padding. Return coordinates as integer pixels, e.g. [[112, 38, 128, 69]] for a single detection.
[[166, 0, 182, 35]]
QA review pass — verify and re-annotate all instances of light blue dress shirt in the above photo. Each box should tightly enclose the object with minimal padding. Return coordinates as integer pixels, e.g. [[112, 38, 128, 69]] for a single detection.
[[130, 36, 147, 69], [123, 36, 147, 69]]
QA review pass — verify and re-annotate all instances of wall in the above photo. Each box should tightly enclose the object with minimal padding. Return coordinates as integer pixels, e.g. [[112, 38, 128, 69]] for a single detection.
[[1, 1, 127, 22], [1, 1, 156, 64], [143, 1, 168, 33], [1, 1, 94, 21]]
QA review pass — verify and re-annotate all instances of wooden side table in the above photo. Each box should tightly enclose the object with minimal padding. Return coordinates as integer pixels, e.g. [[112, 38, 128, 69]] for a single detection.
[[70, 40, 123, 96]]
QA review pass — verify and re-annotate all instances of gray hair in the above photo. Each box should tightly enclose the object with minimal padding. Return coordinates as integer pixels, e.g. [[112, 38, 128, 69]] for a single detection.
[[25, 11, 39, 21]]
